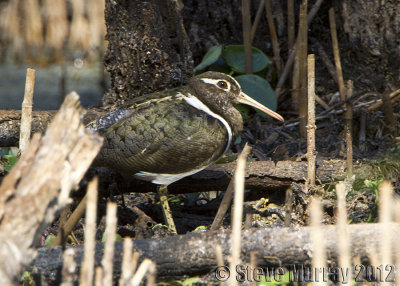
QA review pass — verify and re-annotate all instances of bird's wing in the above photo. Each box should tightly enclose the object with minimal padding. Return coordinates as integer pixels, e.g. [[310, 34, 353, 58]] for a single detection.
[[95, 97, 229, 175]]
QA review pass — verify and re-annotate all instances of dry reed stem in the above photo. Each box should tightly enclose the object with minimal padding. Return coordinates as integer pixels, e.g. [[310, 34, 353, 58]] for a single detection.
[[306, 54, 316, 187], [119, 238, 133, 285], [379, 181, 393, 266], [242, 0, 253, 74], [292, 48, 300, 110], [131, 251, 140, 275], [249, 251, 258, 286], [394, 199, 400, 286], [215, 244, 224, 268], [287, 0, 295, 51], [61, 248, 77, 285], [250, 0, 265, 43], [145, 262, 157, 286], [131, 259, 153, 286], [211, 145, 252, 230], [0, 0, 22, 52], [275, 0, 324, 97], [88, 0, 106, 49], [44, 0, 68, 51], [264, 0, 282, 76], [20, 68, 35, 154], [284, 187, 293, 227], [335, 183, 351, 274], [345, 81, 353, 179], [80, 177, 99, 286], [229, 143, 252, 286], [329, 8, 346, 101], [69, 0, 89, 49], [358, 110, 366, 153], [102, 202, 118, 286], [24, 0, 43, 47], [381, 89, 397, 136], [310, 198, 327, 286], [298, 0, 308, 138], [95, 266, 103, 286]]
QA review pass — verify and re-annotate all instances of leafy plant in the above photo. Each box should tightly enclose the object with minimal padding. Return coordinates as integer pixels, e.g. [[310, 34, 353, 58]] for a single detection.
[[194, 44, 277, 118], [0, 147, 19, 173]]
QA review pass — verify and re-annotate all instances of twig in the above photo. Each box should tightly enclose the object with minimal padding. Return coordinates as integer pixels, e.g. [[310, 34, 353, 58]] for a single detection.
[[307, 54, 316, 187], [329, 8, 345, 101], [80, 177, 99, 286], [314, 94, 330, 110], [264, 0, 282, 76], [336, 183, 351, 274], [275, 0, 324, 97], [229, 143, 251, 286], [345, 81, 353, 179], [51, 195, 87, 247], [102, 202, 118, 286], [367, 88, 400, 110], [20, 68, 35, 154], [242, 0, 252, 74], [250, 0, 265, 43]]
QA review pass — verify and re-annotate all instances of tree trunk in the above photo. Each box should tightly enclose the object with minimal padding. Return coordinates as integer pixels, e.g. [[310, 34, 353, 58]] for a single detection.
[[102, 0, 193, 105]]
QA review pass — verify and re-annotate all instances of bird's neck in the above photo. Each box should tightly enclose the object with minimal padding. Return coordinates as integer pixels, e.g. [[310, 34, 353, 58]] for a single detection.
[[220, 107, 243, 137]]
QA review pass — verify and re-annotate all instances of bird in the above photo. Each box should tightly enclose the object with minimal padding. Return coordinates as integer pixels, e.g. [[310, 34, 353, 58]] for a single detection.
[[87, 71, 283, 232]]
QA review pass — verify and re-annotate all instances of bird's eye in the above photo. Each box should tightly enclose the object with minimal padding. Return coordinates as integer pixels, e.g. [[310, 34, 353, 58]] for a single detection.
[[217, 80, 228, 89]]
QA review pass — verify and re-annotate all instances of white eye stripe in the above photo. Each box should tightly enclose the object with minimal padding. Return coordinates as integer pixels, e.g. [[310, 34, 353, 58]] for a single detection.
[[200, 78, 231, 91]]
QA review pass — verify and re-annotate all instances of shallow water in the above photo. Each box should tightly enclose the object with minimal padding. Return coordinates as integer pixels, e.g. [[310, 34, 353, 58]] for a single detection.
[[0, 62, 108, 110]]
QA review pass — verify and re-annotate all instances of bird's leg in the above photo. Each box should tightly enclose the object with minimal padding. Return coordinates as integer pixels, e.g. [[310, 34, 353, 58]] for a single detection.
[[157, 185, 177, 233]]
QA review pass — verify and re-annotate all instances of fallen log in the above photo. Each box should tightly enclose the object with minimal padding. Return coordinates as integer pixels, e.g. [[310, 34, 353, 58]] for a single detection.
[[0, 93, 103, 285], [32, 223, 399, 283], [116, 159, 371, 193]]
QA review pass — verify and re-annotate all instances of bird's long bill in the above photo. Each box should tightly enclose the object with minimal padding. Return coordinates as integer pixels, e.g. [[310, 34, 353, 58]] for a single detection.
[[238, 92, 284, 122]]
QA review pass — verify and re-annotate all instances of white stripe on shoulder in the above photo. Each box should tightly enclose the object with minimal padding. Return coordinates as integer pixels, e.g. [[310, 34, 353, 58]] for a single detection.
[[180, 92, 232, 155]]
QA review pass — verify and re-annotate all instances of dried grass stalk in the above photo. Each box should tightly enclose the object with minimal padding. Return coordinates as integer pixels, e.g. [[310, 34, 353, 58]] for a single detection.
[[20, 68, 35, 154], [102, 202, 118, 286], [80, 177, 99, 286]]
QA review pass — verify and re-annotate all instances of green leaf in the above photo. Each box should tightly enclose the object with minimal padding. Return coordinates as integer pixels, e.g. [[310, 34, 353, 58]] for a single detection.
[[3, 154, 18, 172], [235, 74, 277, 117], [101, 232, 123, 243], [222, 45, 271, 74], [207, 57, 232, 74], [182, 277, 201, 286], [194, 45, 222, 72], [44, 234, 56, 247]]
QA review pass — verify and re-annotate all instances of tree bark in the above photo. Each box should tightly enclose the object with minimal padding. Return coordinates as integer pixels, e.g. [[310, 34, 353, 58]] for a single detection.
[[31, 223, 399, 283], [102, 0, 193, 105]]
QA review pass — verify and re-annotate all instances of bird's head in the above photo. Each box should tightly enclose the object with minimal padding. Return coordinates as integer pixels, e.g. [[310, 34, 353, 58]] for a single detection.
[[189, 71, 284, 123]]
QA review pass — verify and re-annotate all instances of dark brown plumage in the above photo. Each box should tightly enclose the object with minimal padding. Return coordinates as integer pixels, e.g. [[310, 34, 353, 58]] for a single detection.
[[88, 71, 283, 185]]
